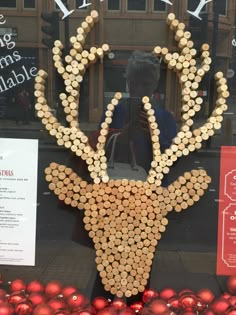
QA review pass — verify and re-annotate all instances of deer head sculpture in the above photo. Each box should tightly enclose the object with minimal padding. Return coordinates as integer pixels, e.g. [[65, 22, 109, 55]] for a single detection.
[[35, 11, 229, 298]]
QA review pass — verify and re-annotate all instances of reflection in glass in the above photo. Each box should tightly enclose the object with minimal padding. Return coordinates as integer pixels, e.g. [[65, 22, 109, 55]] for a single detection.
[[0, 0, 16, 8], [24, 0, 36, 9], [108, 0, 120, 11], [127, 0, 146, 11], [153, 0, 167, 11]]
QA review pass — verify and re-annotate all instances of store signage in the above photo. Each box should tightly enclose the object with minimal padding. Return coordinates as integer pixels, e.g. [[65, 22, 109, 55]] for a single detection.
[[54, 0, 211, 20], [0, 139, 38, 266], [217, 146, 236, 275]]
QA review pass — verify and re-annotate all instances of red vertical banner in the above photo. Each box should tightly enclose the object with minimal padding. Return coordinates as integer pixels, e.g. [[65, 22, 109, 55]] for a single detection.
[[217, 146, 236, 275]]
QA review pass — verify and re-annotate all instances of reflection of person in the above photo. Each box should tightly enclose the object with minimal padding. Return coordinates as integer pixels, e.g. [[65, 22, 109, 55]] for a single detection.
[[70, 50, 177, 303], [15, 88, 31, 125]]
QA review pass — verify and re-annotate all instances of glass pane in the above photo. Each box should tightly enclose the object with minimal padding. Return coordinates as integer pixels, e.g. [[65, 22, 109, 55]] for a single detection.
[[0, 0, 16, 8], [217, 0, 227, 15], [154, 0, 167, 11], [108, 0, 120, 10], [127, 0, 146, 11], [24, 0, 36, 9]]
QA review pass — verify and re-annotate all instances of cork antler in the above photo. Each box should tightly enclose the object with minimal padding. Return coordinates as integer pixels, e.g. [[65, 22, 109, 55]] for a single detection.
[[145, 13, 229, 187]]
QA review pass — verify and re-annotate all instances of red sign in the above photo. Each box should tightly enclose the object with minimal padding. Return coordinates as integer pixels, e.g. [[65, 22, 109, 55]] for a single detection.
[[217, 146, 236, 275]]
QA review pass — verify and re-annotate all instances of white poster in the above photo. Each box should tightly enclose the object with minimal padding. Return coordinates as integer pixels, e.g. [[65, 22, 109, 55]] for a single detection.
[[0, 138, 38, 266]]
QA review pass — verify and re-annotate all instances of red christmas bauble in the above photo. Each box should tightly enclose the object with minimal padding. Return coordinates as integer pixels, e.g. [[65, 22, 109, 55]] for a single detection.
[[197, 288, 215, 305], [9, 279, 27, 293], [210, 297, 230, 314], [92, 296, 109, 310], [7, 291, 26, 306], [226, 307, 236, 315], [97, 306, 117, 315], [0, 297, 7, 304], [53, 309, 70, 315], [15, 300, 33, 315], [66, 292, 89, 310], [221, 292, 232, 300], [119, 307, 135, 315], [227, 277, 236, 295], [129, 302, 143, 312], [47, 297, 67, 311], [28, 292, 47, 306], [181, 312, 196, 315], [61, 286, 77, 299], [167, 295, 179, 312], [196, 296, 206, 312], [142, 289, 159, 304], [27, 281, 44, 294], [201, 310, 216, 315], [229, 296, 236, 306], [0, 289, 7, 298], [149, 299, 169, 314], [139, 307, 154, 315], [0, 303, 14, 315], [159, 288, 177, 302], [33, 304, 53, 315], [111, 298, 126, 310], [45, 281, 63, 299], [179, 294, 197, 312]]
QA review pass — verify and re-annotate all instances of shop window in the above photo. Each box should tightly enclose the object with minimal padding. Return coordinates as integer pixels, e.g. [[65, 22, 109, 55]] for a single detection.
[[107, 0, 120, 11], [153, 0, 167, 12], [187, 0, 208, 13], [127, 0, 146, 11], [0, 0, 16, 8], [23, 0, 36, 9]]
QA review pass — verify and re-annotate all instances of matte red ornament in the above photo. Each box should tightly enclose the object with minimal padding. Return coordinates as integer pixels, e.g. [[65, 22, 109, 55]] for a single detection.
[[96, 306, 117, 315], [15, 300, 33, 315], [47, 297, 67, 311], [66, 292, 89, 310], [92, 297, 109, 310], [226, 307, 236, 315], [7, 291, 26, 306], [197, 288, 215, 305], [45, 281, 63, 299], [210, 297, 230, 314], [0, 297, 7, 304], [149, 299, 169, 314], [0, 289, 7, 298], [179, 294, 197, 312], [27, 281, 44, 294], [229, 296, 236, 306], [167, 295, 179, 312], [139, 306, 154, 315], [221, 292, 231, 300], [33, 304, 53, 315], [181, 312, 196, 315], [129, 302, 143, 312], [227, 277, 236, 295], [159, 288, 177, 301], [201, 310, 216, 315], [53, 309, 70, 315], [142, 289, 159, 304], [119, 307, 135, 315], [0, 303, 14, 315], [111, 298, 126, 310], [9, 279, 27, 293], [61, 286, 77, 299], [28, 292, 47, 306]]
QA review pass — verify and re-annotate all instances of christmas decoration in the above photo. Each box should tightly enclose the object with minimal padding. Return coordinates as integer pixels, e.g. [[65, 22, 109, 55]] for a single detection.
[[9, 279, 26, 293], [27, 281, 44, 295], [227, 276, 236, 295], [45, 281, 63, 299]]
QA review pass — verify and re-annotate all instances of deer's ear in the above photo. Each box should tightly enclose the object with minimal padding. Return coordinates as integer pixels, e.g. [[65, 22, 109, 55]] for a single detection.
[[167, 169, 211, 213], [45, 162, 88, 209]]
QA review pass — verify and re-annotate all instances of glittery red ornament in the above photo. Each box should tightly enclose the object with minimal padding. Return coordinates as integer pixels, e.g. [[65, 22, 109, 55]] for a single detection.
[[92, 297, 109, 310], [47, 297, 67, 311], [66, 292, 89, 310], [61, 286, 77, 299], [0, 303, 14, 315], [28, 292, 47, 306], [227, 277, 236, 295], [119, 307, 135, 315], [15, 299, 33, 315], [7, 291, 26, 306], [33, 304, 53, 315], [27, 281, 44, 294], [197, 288, 215, 305], [45, 281, 63, 299], [149, 299, 169, 314], [229, 296, 236, 306], [0, 289, 7, 298], [167, 295, 179, 312], [96, 306, 117, 315], [111, 299, 126, 310], [226, 307, 236, 315], [179, 293, 197, 312], [53, 309, 70, 315], [129, 302, 143, 312], [142, 289, 159, 304], [9, 279, 26, 293], [159, 288, 177, 301], [210, 297, 230, 314]]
